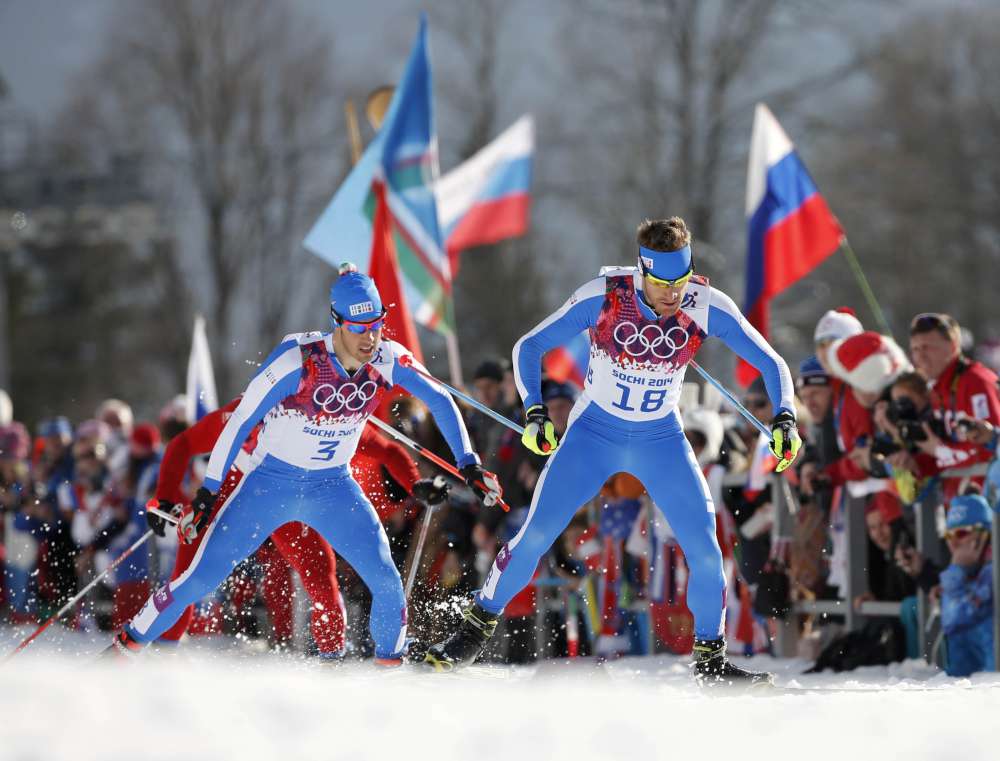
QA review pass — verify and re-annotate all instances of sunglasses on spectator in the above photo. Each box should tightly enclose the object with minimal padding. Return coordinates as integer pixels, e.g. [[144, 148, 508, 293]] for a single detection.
[[744, 397, 769, 410], [945, 526, 981, 542], [332, 307, 387, 334], [639, 260, 694, 288]]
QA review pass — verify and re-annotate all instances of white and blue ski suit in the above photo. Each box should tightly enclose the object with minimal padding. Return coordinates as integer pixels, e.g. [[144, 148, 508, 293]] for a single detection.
[[479, 268, 794, 639], [126, 333, 478, 658]]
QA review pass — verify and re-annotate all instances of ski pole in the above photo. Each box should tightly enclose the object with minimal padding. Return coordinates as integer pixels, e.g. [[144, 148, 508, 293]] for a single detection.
[[365, 416, 510, 512], [688, 360, 770, 438], [403, 498, 438, 600], [4, 519, 169, 661], [397, 354, 525, 437]]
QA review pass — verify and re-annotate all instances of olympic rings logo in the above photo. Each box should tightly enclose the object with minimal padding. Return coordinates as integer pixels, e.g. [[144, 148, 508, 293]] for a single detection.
[[312, 381, 379, 415], [613, 321, 690, 359]]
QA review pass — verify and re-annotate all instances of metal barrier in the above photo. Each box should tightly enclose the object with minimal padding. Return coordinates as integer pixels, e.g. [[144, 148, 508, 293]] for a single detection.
[[773, 461, 999, 671]]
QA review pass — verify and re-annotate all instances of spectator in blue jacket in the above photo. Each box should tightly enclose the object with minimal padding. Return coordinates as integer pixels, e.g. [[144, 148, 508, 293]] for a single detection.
[[940, 493, 995, 677]]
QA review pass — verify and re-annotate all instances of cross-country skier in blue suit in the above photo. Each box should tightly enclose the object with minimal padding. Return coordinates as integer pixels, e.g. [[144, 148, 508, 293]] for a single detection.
[[425, 217, 800, 684], [109, 266, 502, 664]]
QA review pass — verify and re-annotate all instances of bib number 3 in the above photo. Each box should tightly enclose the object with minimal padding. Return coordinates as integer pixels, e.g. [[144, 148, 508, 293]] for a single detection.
[[312, 440, 341, 462]]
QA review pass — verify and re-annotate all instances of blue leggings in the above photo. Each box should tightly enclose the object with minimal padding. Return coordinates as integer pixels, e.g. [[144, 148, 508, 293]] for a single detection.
[[126, 460, 406, 658], [479, 405, 726, 640]]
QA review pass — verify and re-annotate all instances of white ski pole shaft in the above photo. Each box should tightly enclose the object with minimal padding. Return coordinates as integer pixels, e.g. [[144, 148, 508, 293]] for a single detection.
[[397, 354, 525, 436], [689, 361, 770, 437], [404, 503, 436, 600], [5, 528, 158, 659]]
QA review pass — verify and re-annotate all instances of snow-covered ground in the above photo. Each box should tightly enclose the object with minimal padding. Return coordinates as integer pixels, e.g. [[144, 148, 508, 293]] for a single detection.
[[3, 625, 999, 761]]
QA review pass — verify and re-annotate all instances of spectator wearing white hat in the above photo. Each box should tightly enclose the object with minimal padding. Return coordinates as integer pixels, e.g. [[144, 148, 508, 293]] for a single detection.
[[814, 307, 864, 375], [823, 331, 912, 483]]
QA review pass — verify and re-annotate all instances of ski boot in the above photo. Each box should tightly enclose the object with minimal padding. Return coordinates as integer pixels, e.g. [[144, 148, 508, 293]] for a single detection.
[[101, 629, 144, 660], [693, 637, 773, 688], [422, 602, 500, 672]]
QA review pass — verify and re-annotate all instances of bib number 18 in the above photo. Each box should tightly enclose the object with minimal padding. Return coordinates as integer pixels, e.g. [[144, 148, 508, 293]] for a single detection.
[[611, 383, 667, 413]]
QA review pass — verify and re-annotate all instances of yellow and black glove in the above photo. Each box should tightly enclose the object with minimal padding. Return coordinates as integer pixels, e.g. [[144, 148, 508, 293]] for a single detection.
[[522, 404, 559, 455], [769, 410, 802, 473]]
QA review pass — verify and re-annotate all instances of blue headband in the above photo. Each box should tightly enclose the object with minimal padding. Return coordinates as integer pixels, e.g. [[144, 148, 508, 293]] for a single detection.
[[638, 244, 692, 280]]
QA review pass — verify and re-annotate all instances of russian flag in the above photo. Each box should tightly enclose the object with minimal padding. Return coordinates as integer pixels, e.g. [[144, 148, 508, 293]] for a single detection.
[[435, 115, 533, 274], [185, 315, 218, 422], [737, 103, 844, 386], [543, 330, 590, 388]]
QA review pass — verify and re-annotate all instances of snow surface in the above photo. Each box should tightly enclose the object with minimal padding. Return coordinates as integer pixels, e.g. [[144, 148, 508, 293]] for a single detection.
[[3, 625, 999, 761]]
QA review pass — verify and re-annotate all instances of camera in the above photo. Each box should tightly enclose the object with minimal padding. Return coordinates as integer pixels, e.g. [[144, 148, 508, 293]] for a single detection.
[[886, 397, 947, 449]]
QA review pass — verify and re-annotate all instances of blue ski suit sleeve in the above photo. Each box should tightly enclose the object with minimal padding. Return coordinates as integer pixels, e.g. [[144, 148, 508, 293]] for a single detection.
[[203, 339, 302, 491], [940, 562, 994, 635], [392, 350, 480, 468], [707, 288, 795, 416], [513, 278, 604, 409]]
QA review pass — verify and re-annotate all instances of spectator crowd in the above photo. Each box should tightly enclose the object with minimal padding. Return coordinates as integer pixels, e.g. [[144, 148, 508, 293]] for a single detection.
[[1, 306, 998, 676]]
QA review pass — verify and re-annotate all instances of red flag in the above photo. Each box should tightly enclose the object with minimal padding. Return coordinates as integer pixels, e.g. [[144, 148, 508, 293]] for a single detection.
[[369, 180, 424, 364]]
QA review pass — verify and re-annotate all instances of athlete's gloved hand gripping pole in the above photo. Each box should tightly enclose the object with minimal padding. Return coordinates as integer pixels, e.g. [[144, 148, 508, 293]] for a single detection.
[[689, 360, 801, 473], [3, 503, 180, 661], [366, 415, 509, 512], [394, 354, 562, 456], [176, 487, 216, 544]]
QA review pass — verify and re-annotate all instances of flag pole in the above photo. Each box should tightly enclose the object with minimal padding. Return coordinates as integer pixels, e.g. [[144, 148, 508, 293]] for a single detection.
[[444, 331, 464, 387], [839, 236, 894, 340], [345, 100, 363, 165]]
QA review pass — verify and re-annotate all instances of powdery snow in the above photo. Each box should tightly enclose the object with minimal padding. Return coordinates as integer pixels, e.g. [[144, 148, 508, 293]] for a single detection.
[[2, 627, 999, 761]]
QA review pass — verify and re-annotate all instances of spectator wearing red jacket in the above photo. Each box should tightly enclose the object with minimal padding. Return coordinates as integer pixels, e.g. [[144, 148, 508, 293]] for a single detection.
[[823, 332, 912, 489], [909, 313, 1000, 499]]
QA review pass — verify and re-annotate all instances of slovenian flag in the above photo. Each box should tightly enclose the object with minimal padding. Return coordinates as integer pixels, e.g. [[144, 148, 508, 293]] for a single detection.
[[185, 315, 218, 422], [435, 115, 534, 274], [543, 330, 590, 388], [737, 103, 844, 386]]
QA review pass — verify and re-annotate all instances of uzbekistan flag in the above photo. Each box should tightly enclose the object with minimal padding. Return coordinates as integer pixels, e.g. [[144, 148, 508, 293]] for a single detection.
[[435, 115, 534, 274], [737, 103, 844, 386], [305, 17, 455, 335], [543, 330, 590, 388]]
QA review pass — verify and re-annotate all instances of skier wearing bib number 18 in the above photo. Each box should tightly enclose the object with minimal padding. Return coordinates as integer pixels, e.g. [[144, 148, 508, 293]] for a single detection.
[[425, 217, 800, 685], [108, 264, 502, 665]]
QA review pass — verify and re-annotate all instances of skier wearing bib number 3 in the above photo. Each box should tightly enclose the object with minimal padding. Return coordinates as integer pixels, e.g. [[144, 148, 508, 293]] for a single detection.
[[109, 265, 501, 664], [425, 217, 800, 685]]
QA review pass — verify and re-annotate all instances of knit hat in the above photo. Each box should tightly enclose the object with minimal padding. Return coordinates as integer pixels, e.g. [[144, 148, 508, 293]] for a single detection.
[[129, 422, 161, 454], [946, 494, 994, 531], [39, 416, 73, 440], [814, 307, 863, 344], [827, 331, 911, 394], [76, 418, 112, 443], [473, 360, 505, 383], [330, 265, 383, 324], [542, 379, 579, 405], [682, 407, 725, 466], [866, 492, 903, 524], [796, 355, 830, 389], [0, 422, 30, 460]]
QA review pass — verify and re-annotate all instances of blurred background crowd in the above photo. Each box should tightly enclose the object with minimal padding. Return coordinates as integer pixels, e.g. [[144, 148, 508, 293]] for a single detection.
[[1, 302, 997, 676], [1, 1, 1000, 675]]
